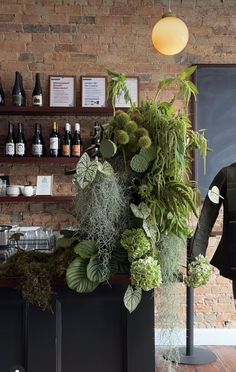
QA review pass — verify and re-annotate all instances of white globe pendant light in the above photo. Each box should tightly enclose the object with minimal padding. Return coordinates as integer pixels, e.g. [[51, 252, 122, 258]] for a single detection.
[[152, 5, 189, 56]]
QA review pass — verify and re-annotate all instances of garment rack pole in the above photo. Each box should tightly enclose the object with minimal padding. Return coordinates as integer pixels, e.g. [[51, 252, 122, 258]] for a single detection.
[[177, 239, 217, 365]]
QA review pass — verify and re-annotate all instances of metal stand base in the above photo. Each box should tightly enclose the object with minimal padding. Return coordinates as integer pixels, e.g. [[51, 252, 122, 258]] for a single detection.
[[178, 346, 217, 365]]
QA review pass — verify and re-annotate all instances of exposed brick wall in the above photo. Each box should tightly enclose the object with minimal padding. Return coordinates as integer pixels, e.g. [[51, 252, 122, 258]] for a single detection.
[[0, 0, 235, 329]]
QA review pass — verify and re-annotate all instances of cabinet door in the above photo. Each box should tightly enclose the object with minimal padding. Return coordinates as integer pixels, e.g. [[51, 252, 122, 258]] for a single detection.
[[0, 286, 155, 372]]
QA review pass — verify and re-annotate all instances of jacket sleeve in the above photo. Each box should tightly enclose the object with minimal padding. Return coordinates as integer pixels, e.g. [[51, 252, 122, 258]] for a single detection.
[[190, 166, 227, 259]]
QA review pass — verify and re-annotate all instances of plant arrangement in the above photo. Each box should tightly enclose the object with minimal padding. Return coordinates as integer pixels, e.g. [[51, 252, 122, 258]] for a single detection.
[[0, 67, 210, 314], [66, 66, 210, 312]]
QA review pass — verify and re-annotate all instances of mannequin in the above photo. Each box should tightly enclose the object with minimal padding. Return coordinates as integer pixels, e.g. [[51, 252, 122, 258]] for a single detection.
[[190, 163, 236, 302]]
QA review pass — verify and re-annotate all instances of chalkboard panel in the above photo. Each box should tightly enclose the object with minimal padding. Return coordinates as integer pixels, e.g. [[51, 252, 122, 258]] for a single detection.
[[194, 64, 236, 196]]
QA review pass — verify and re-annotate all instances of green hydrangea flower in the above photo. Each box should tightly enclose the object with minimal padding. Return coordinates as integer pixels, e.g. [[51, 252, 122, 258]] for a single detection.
[[184, 254, 212, 288], [120, 228, 151, 262], [131, 257, 162, 291]]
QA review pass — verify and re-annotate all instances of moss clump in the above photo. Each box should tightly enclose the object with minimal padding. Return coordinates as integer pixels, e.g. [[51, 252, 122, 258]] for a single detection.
[[138, 135, 152, 149], [0, 244, 76, 310]]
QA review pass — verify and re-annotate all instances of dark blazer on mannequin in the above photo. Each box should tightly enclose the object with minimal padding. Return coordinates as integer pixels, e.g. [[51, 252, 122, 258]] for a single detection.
[[190, 163, 236, 280]]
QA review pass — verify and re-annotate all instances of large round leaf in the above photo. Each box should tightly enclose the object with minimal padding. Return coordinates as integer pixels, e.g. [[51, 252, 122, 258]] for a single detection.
[[74, 240, 97, 258], [66, 257, 99, 293], [87, 255, 105, 283]]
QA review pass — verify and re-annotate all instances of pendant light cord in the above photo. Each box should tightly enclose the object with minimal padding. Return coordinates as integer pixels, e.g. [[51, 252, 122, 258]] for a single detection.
[[168, 0, 172, 12]]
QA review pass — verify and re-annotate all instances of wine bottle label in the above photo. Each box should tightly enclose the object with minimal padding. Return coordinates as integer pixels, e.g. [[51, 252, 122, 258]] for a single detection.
[[16, 143, 25, 155], [6, 143, 15, 156], [13, 94, 24, 106], [50, 137, 59, 150], [62, 144, 70, 156], [33, 95, 43, 106], [72, 144, 80, 157], [32, 143, 43, 156]]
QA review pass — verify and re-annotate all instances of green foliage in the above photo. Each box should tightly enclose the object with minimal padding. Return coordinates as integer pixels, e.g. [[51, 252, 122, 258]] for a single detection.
[[107, 70, 133, 115], [74, 240, 97, 258], [185, 254, 212, 288], [130, 202, 151, 220], [130, 257, 162, 291], [120, 228, 151, 262], [75, 152, 98, 189], [66, 257, 100, 293], [123, 285, 142, 313]]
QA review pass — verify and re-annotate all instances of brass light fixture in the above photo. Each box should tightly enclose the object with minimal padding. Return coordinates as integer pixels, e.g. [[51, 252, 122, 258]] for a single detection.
[[151, 0, 189, 56]]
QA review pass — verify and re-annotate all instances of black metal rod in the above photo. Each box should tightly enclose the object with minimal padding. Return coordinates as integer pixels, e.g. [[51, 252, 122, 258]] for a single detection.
[[186, 238, 194, 356], [186, 285, 194, 356]]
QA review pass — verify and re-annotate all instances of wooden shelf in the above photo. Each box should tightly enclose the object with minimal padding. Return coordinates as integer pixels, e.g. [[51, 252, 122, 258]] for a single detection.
[[0, 275, 130, 288], [0, 195, 73, 203], [0, 106, 113, 116], [0, 156, 79, 164]]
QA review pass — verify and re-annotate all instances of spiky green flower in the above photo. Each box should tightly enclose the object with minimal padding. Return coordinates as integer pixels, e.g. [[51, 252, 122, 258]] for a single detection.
[[131, 257, 162, 290], [120, 228, 151, 261], [114, 112, 130, 128], [124, 120, 138, 133], [116, 129, 129, 145], [135, 127, 149, 138], [138, 135, 152, 149]]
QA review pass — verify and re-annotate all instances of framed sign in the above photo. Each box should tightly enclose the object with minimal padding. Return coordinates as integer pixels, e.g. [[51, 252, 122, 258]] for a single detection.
[[49, 76, 76, 107], [81, 76, 107, 108], [36, 175, 53, 195], [115, 77, 139, 108]]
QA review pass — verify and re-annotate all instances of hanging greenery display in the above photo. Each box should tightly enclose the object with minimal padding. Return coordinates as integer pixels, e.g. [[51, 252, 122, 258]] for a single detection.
[[0, 66, 210, 315]]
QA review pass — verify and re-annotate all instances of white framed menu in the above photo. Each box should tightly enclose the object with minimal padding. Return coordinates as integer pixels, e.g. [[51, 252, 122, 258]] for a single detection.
[[49, 76, 76, 107], [115, 77, 139, 108], [81, 76, 107, 107]]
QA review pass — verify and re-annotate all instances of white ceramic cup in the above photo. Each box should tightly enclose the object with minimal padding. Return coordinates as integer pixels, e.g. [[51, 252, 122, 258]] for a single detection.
[[21, 185, 34, 197], [6, 185, 20, 197]]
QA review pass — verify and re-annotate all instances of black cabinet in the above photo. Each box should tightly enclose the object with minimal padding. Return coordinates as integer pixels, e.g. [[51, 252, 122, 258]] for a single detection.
[[0, 284, 155, 372]]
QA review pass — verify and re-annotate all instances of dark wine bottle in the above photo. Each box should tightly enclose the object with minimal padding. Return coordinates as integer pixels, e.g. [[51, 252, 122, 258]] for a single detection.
[[56, 122, 61, 156], [32, 123, 44, 157], [0, 77, 5, 106], [15, 123, 26, 157], [50, 121, 59, 157], [20, 73, 26, 106], [72, 123, 82, 157], [62, 123, 71, 157], [5, 122, 15, 157], [12, 71, 25, 106], [32, 73, 43, 106]]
